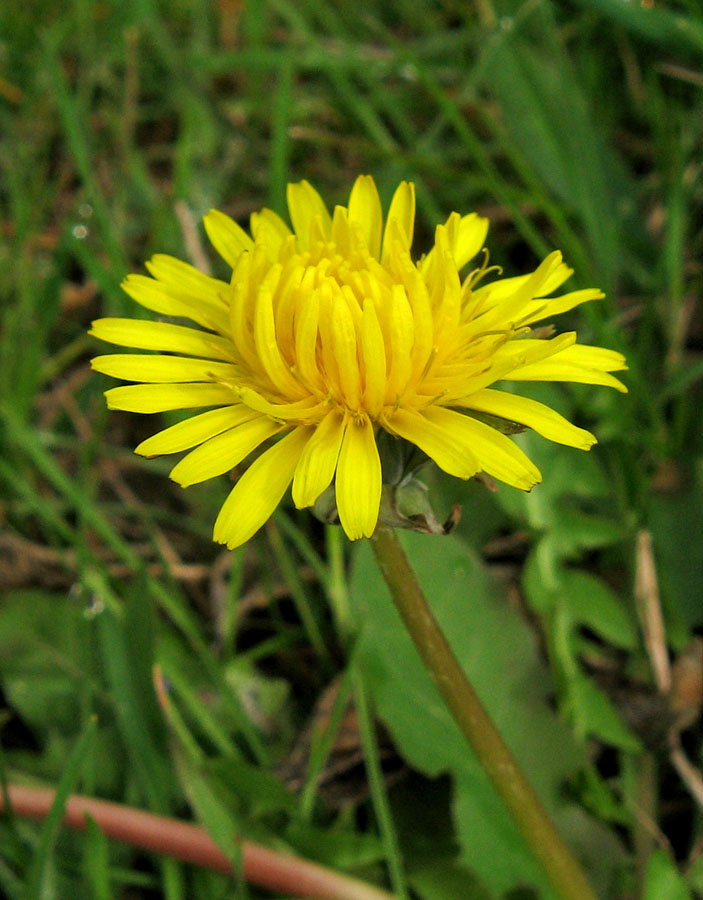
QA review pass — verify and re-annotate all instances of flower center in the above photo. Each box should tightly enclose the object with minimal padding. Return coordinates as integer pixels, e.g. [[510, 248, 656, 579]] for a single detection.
[[226, 232, 423, 427]]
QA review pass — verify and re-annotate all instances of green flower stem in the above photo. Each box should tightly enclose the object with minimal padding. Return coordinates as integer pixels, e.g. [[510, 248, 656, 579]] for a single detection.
[[370, 526, 598, 900]]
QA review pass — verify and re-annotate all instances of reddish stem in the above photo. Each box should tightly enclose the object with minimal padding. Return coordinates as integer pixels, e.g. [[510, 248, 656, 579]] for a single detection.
[[2, 784, 394, 900]]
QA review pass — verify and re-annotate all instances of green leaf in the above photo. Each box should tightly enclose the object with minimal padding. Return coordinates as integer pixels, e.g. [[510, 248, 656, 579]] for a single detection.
[[572, 766, 632, 827], [522, 537, 564, 610], [483, 34, 626, 288], [96, 579, 173, 813], [0, 589, 94, 737], [82, 816, 112, 900], [27, 717, 98, 900], [284, 821, 384, 869], [648, 476, 703, 633], [685, 853, 703, 895], [566, 676, 641, 753], [569, 0, 703, 55], [494, 393, 615, 534], [644, 849, 691, 900], [174, 755, 244, 870], [560, 571, 638, 650], [551, 508, 625, 556], [391, 777, 497, 900], [207, 757, 298, 818], [408, 857, 496, 900]]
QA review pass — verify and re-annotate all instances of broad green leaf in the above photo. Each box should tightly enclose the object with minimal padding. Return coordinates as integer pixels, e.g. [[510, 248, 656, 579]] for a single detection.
[[0, 590, 90, 735], [391, 777, 497, 900]]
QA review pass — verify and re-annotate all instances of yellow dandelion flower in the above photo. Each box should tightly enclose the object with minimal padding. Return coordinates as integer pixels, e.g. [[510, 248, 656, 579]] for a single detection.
[[91, 176, 627, 547]]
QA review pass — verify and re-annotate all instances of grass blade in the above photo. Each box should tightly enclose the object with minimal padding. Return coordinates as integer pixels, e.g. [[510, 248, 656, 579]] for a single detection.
[[26, 717, 98, 900]]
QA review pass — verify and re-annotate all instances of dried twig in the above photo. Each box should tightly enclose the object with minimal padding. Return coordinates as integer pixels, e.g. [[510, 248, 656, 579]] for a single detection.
[[634, 530, 703, 816], [175, 200, 211, 275], [634, 529, 671, 694], [1, 785, 395, 900], [670, 744, 703, 810]]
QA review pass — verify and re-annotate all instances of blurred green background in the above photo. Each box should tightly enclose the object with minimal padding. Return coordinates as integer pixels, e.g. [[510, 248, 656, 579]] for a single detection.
[[1, 1, 703, 898]]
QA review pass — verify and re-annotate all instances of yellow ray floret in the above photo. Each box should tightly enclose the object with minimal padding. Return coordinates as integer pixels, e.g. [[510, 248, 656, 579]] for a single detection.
[[92, 175, 627, 547]]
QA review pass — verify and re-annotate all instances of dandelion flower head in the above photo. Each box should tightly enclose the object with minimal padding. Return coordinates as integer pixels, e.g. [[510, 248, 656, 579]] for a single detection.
[[91, 176, 626, 547]]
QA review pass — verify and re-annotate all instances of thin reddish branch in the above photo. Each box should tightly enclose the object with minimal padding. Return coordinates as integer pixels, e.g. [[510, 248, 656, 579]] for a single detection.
[[1, 784, 394, 900]]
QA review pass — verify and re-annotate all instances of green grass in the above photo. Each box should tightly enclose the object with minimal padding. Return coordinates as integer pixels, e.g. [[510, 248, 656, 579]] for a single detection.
[[2, 1, 703, 898]]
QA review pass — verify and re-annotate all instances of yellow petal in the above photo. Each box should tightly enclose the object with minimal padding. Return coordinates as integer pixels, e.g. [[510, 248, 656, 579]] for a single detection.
[[91, 354, 235, 383], [394, 257, 433, 380], [146, 255, 229, 304], [287, 181, 332, 248], [388, 407, 479, 478], [121, 274, 230, 334], [237, 386, 327, 421], [491, 333, 578, 375], [135, 405, 258, 457], [386, 285, 413, 400], [254, 285, 306, 398], [381, 181, 415, 265], [250, 208, 293, 257], [293, 289, 324, 393], [330, 205, 352, 257], [460, 389, 596, 449], [214, 426, 313, 549], [335, 416, 382, 540], [471, 259, 573, 310], [519, 289, 605, 327], [90, 318, 234, 361], [273, 262, 305, 362], [229, 253, 260, 370], [507, 364, 628, 392], [507, 344, 628, 392], [423, 406, 542, 490], [104, 383, 235, 413], [419, 211, 489, 276], [203, 209, 254, 268], [553, 344, 627, 371], [469, 251, 564, 333], [348, 175, 382, 259], [316, 283, 342, 399], [292, 410, 346, 508], [360, 300, 387, 417], [330, 292, 361, 408], [430, 246, 463, 349], [452, 212, 489, 270], [539, 260, 574, 296], [170, 416, 283, 487]]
